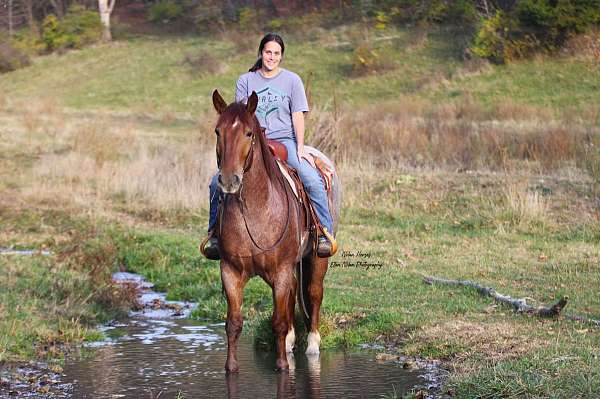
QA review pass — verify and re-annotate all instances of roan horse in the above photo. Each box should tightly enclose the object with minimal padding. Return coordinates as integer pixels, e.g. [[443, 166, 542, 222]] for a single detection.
[[211, 89, 338, 372]]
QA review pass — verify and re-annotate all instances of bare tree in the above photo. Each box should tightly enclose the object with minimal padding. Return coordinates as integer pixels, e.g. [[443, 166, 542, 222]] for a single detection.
[[8, 0, 13, 36], [22, 0, 39, 37], [98, 0, 115, 41], [48, 0, 65, 19]]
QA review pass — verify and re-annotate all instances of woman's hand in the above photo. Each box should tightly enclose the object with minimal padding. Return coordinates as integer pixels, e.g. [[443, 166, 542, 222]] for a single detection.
[[298, 145, 316, 168]]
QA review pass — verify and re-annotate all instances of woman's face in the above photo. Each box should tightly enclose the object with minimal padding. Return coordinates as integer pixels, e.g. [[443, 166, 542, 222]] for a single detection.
[[261, 41, 282, 72]]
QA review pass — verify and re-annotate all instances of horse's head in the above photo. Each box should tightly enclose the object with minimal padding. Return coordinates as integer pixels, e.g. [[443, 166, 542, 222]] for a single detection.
[[212, 89, 260, 194]]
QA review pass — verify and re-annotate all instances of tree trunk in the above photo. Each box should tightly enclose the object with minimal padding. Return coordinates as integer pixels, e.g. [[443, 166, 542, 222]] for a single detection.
[[98, 0, 116, 42], [8, 0, 13, 37], [23, 0, 40, 38], [48, 0, 65, 19]]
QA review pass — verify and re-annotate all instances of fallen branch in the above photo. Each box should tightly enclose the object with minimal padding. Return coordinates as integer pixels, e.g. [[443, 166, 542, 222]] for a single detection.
[[423, 275, 600, 327]]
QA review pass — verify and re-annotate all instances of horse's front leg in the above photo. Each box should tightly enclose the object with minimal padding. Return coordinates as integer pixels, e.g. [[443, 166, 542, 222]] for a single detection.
[[272, 270, 294, 371], [285, 273, 297, 353], [221, 262, 246, 373], [305, 257, 328, 355]]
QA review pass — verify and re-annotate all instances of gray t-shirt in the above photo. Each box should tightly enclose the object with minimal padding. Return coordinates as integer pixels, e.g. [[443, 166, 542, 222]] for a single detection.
[[235, 68, 309, 141]]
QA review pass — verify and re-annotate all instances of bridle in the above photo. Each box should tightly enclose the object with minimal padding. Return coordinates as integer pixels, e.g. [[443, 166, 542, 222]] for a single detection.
[[218, 122, 292, 254]]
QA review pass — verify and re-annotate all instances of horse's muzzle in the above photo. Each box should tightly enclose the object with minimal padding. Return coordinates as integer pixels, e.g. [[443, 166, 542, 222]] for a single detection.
[[218, 173, 242, 194]]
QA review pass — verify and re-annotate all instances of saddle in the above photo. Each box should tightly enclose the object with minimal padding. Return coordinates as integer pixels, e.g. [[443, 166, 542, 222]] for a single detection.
[[268, 139, 338, 255]]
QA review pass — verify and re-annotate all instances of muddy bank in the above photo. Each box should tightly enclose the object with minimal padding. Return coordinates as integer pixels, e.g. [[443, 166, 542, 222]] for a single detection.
[[0, 362, 71, 399]]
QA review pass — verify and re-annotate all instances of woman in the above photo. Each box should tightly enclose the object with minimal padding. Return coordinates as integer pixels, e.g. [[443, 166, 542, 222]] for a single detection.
[[202, 33, 335, 260]]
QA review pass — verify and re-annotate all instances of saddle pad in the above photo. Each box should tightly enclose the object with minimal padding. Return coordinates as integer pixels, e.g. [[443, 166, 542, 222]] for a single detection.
[[276, 160, 299, 199]]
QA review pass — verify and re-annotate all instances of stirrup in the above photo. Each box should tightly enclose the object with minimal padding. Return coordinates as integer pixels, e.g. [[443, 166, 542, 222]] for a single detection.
[[317, 227, 338, 258], [200, 234, 220, 260]]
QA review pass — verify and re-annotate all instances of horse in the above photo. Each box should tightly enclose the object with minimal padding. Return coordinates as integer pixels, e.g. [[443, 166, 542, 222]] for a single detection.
[[210, 89, 338, 372]]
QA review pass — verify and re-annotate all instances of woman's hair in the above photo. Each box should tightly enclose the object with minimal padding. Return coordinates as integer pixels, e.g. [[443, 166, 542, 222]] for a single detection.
[[249, 33, 285, 72]]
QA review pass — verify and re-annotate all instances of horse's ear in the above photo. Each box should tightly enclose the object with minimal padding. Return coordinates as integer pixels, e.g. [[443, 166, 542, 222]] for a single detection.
[[213, 89, 227, 114], [247, 91, 258, 115]]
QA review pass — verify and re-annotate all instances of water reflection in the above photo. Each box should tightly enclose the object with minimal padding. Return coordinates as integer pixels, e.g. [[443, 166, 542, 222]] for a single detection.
[[64, 318, 426, 398]]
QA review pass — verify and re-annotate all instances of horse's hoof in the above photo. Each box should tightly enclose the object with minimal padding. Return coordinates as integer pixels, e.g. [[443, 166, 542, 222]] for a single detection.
[[275, 358, 289, 371], [225, 362, 240, 374], [305, 332, 321, 355], [305, 346, 320, 355]]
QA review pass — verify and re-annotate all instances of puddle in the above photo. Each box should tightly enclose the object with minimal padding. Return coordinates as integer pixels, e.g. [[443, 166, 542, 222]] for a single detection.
[[56, 273, 440, 398]]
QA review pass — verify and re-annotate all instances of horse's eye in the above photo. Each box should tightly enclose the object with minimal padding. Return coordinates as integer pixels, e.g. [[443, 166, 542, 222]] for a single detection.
[[215, 128, 220, 136], [245, 131, 252, 138]]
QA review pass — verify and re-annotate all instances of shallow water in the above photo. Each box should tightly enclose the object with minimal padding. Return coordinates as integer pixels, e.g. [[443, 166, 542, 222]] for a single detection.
[[61, 273, 435, 398], [0, 248, 52, 256]]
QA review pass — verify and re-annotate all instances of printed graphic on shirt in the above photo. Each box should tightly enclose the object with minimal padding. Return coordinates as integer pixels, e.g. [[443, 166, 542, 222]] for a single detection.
[[255, 86, 287, 121]]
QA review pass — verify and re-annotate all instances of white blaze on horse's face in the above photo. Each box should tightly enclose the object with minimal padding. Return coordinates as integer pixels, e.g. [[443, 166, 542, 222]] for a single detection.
[[261, 41, 282, 72], [212, 89, 259, 195]]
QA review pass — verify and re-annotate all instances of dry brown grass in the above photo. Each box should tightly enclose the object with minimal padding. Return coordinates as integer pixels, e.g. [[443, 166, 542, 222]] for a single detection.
[[0, 92, 7, 112], [4, 96, 599, 222], [6, 102, 215, 217], [408, 319, 547, 368], [452, 57, 493, 80], [308, 97, 600, 174], [502, 182, 550, 228], [562, 29, 600, 63]]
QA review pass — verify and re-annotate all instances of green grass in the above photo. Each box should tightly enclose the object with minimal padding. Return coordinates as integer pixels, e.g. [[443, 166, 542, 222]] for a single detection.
[[0, 241, 116, 362], [2, 26, 599, 115]]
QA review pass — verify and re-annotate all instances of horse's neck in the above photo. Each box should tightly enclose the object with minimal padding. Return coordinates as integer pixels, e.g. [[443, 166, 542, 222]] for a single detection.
[[244, 141, 284, 205]]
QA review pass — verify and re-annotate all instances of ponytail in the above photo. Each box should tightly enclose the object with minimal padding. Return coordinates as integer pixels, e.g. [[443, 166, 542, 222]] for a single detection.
[[249, 58, 262, 72]]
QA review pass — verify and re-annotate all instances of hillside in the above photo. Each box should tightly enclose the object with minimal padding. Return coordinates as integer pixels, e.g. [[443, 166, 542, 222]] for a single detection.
[[2, 26, 600, 115]]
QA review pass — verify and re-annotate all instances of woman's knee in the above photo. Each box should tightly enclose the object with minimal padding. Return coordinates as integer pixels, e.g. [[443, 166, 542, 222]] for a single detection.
[[298, 165, 325, 192], [210, 172, 219, 190]]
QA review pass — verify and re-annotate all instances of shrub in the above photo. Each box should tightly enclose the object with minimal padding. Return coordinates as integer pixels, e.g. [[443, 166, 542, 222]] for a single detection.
[[193, 3, 226, 34], [470, 11, 512, 63], [42, 6, 102, 51], [237, 7, 255, 30], [267, 18, 284, 31], [374, 11, 390, 30], [471, 0, 600, 63], [148, 1, 183, 24], [561, 28, 600, 61], [0, 42, 31, 73], [350, 41, 395, 76], [10, 29, 46, 56]]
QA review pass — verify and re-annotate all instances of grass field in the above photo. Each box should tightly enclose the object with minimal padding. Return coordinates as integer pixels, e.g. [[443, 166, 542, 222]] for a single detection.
[[1, 23, 600, 397]]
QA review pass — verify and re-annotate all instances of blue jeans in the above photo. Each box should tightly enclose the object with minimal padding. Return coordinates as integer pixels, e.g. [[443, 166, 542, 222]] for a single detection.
[[208, 138, 334, 235]]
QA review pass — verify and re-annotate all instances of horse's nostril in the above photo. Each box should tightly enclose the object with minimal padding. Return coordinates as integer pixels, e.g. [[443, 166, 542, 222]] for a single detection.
[[218, 174, 223, 185], [233, 175, 241, 186]]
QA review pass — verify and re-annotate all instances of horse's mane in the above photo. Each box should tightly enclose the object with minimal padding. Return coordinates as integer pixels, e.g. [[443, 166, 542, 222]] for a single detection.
[[220, 103, 282, 182]]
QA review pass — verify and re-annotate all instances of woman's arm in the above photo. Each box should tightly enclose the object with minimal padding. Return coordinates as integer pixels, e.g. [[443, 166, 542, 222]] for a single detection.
[[292, 111, 314, 167]]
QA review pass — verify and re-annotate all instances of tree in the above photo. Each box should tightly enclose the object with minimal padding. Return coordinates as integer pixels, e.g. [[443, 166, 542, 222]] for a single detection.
[[22, 0, 39, 37], [48, 0, 65, 19], [8, 0, 13, 36], [98, 0, 115, 41]]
